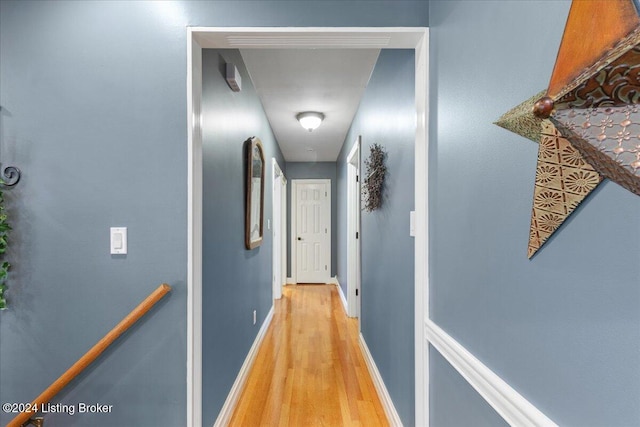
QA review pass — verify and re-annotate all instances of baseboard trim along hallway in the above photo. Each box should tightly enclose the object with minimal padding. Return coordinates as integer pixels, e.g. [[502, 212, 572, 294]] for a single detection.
[[359, 334, 404, 426], [335, 277, 349, 314], [213, 307, 275, 427], [226, 284, 388, 426]]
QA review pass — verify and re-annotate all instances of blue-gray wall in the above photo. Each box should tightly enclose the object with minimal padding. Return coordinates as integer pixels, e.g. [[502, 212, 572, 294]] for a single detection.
[[0, 1, 428, 426], [285, 162, 337, 278], [429, 347, 509, 427], [337, 49, 416, 426], [0, 2, 189, 426], [201, 49, 285, 424], [429, 1, 640, 426]]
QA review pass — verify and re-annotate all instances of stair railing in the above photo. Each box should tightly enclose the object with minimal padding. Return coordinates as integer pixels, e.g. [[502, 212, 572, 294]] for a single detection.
[[7, 283, 172, 427]]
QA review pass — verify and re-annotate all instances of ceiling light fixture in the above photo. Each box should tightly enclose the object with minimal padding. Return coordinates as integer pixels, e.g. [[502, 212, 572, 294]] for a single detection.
[[296, 112, 324, 132]]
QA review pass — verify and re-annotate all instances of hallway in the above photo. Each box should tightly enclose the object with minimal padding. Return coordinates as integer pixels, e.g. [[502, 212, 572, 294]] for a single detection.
[[229, 285, 389, 426]]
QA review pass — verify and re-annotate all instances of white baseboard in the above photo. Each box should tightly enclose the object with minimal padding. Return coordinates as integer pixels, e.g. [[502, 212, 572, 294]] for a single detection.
[[213, 306, 274, 427], [334, 277, 348, 315], [286, 277, 295, 285], [359, 333, 403, 427], [425, 319, 557, 427]]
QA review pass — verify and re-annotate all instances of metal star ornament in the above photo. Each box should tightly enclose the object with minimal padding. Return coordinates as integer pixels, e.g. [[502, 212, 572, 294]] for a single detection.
[[495, 0, 640, 258]]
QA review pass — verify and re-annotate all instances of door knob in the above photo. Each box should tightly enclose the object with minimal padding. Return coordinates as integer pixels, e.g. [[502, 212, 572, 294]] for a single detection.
[[297, 237, 302, 241]]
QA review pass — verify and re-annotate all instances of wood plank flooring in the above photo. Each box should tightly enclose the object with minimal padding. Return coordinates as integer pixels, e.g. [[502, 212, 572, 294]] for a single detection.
[[229, 284, 389, 427]]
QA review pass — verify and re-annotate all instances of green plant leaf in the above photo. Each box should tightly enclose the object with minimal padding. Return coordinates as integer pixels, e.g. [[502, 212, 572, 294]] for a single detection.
[[0, 182, 11, 309]]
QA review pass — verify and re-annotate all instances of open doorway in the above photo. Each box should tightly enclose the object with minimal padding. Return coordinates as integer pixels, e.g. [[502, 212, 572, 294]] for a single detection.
[[187, 27, 429, 427]]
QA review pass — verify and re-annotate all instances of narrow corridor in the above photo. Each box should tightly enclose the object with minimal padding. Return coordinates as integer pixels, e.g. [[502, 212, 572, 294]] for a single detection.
[[229, 284, 388, 426]]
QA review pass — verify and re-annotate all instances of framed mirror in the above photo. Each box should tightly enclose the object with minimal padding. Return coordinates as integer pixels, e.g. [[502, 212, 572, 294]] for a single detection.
[[245, 137, 265, 249]]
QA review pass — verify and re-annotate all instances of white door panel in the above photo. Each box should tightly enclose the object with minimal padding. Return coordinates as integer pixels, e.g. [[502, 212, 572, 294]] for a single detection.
[[294, 180, 331, 283]]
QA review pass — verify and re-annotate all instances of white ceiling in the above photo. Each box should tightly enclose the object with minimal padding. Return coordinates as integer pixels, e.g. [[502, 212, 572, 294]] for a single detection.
[[240, 48, 380, 162]]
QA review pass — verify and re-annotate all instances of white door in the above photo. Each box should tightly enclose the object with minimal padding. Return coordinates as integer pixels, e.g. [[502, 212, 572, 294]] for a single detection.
[[293, 180, 331, 283]]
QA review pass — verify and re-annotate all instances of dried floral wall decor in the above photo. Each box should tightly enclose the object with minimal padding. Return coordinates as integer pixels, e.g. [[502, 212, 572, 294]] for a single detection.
[[495, 0, 640, 258], [363, 143, 387, 212]]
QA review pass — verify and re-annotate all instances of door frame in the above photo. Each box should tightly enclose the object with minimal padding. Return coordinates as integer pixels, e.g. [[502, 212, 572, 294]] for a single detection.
[[187, 27, 429, 427], [272, 158, 286, 299], [291, 179, 332, 284], [346, 136, 361, 320]]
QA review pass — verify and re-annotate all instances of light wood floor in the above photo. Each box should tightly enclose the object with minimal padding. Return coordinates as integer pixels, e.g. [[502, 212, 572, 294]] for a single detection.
[[229, 284, 389, 427]]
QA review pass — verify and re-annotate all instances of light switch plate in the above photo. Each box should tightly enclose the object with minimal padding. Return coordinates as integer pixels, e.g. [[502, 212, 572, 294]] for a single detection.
[[110, 227, 127, 255]]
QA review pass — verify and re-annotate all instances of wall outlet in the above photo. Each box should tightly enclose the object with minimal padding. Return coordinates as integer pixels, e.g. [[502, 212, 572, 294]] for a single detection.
[[253, 310, 257, 325]]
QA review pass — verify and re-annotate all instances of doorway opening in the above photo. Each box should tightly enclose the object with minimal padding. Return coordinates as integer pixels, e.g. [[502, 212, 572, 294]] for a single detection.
[[187, 27, 429, 427]]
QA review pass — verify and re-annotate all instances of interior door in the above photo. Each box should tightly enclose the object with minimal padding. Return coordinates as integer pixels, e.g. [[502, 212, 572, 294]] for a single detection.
[[295, 180, 331, 283]]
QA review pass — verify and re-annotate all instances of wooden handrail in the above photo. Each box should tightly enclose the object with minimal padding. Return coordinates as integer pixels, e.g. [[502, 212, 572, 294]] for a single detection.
[[7, 283, 172, 427]]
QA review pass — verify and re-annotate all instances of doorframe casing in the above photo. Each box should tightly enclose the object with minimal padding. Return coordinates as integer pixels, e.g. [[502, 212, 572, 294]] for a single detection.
[[346, 136, 361, 320], [291, 178, 332, 284], [187, 27, 429, 427], [272, 158, 286, 299]]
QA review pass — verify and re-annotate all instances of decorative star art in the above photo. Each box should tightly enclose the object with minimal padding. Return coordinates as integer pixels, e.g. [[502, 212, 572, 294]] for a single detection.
[[495, 0, 640, 258]]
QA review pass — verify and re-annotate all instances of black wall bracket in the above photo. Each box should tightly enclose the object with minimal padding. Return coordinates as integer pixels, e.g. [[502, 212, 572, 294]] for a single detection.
[[1, 166, 21, 187]]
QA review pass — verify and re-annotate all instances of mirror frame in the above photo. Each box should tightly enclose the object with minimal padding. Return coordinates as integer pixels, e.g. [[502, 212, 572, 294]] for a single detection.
[[245, 137, 265, 249]]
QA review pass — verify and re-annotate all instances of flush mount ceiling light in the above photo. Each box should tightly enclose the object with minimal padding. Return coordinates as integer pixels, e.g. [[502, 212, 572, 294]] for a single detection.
[[296, 112, 324, 132]]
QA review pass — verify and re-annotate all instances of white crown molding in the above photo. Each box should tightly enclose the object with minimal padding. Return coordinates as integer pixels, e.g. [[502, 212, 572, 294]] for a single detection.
[[359, 334, 404, 427], [213, 307, 274, 427], [425, 320, 557, 427]]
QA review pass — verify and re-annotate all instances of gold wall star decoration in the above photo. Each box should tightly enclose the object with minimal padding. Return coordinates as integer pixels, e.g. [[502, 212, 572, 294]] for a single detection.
[[495, 0, 640, 258]]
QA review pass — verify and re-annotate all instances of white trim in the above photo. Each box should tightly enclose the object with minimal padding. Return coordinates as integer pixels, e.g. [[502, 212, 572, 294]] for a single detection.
[[290, 180, 297, 285], [213, 307, 275, 427], [191, 27, 426, 49], [359, 334, 403, 427], [187, 27, 429, 427], [334, 276, 349, 315], [425, 320, 558, 427], [346, 136, 361, 320], [272, 158, 285, 300], [286, 277, 295, 285], [413, 29, 429, 427], [186, 28, 203, 427], [281, 178, 287, 291]]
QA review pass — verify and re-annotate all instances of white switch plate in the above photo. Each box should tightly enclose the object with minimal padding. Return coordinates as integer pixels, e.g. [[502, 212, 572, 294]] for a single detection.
[[410, 211, 416, 237], [110, 227, 127, 255]]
